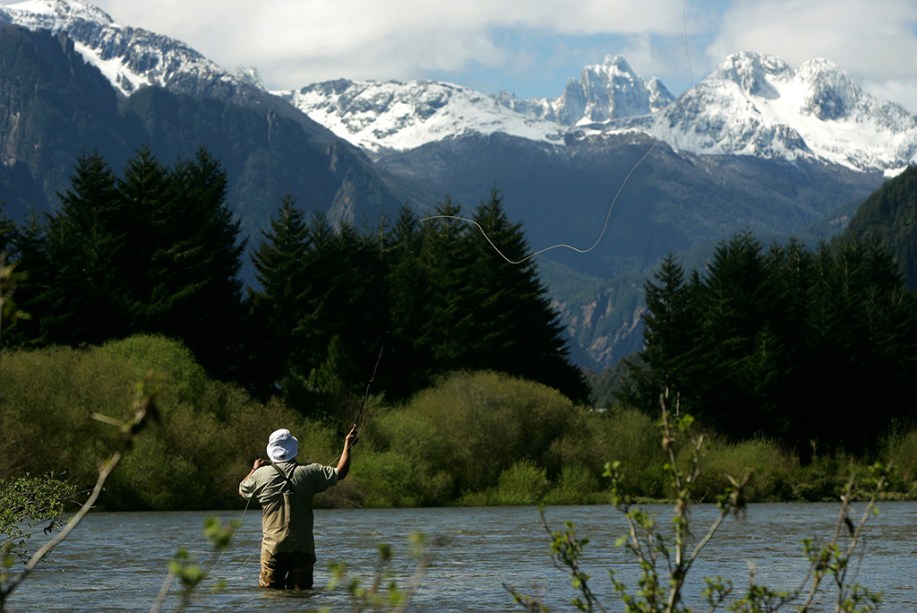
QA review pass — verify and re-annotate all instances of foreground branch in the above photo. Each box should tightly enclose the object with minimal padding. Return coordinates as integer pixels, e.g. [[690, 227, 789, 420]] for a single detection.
[[0, 390, 156, 609]]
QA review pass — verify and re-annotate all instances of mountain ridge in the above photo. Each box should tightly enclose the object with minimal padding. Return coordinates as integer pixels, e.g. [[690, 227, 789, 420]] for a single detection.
[[642, 51, 917, 174], [297, 50, 916, 175], [0, 16, 403, 243], [1, 0, 910, 371], [5, 1, 914, 176]]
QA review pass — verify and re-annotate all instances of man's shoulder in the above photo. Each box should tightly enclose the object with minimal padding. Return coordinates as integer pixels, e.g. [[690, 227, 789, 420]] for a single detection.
[[246, 464, 280, 481], [293, 461, 338, 480]]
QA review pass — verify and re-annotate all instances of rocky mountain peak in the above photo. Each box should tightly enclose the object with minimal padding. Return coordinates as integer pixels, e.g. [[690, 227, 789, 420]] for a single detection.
[[1, 0, 242, 98], [554, 54, 673, 124], [795, 58, 860, 120], [646, 50, 917, 173], [2, 0, 114, 29], [713, 51, 793, 98]]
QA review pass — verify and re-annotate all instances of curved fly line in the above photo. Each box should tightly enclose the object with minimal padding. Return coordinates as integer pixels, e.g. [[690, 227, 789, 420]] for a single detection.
[[420, 141, 658, 265], [420, 1, 699, 266]]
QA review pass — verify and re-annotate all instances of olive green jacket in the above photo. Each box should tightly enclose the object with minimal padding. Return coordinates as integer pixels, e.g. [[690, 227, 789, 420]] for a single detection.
[[239, 461, 338, 555]]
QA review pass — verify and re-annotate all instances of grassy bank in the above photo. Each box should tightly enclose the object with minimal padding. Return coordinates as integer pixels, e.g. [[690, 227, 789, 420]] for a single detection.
[[1, 335, 914, 510]]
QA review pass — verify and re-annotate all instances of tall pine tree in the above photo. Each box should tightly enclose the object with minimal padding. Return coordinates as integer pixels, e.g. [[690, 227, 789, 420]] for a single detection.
[[628, 252, 700, 410], [466, 191, 588, 401], [33, 153, 130, 345], [250, 193, 311, 394], [148, 147, 247, 378], [383, 205, 434, 398]]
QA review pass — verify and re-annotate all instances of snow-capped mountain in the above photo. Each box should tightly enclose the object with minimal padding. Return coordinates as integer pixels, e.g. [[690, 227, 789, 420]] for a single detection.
[[6, 1, 913, 176], [497, 55, 674, 125], [0, 0, 905, 371], [280, 56, 672, 154], [277, 79, 565, 154], [0, 0, 404, 236], [643, 52, 917, 175], [0, 0, 248, 98], [284, 50, 915, 175]]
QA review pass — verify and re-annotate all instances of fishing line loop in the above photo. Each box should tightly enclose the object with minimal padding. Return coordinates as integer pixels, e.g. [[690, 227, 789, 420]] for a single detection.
[[420, 141, 657, 265]]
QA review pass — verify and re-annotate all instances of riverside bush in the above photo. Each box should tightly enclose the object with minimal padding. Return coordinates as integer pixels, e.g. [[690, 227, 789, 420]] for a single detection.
[[94, 334, 208, 406], [0, 345, 132, 480], [882, 428, 917, 496], [469, 460, 550, 506], [543, 465, 601, 505], [2, 338, 915, 509], [364, 371, 576, 500], [692, 437, 795, 501], [790, 451, 859, 501], [0, 336, 347, 510], [548, 407, 666, 499], [354, 450, 421, 507]]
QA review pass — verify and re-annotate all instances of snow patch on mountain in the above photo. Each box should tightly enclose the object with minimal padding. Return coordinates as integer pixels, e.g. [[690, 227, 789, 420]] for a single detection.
[[278, 79, 565, 153], [645, 52, 917, 173], [1, 0, 240, 97], [4, 0, 110, 26]]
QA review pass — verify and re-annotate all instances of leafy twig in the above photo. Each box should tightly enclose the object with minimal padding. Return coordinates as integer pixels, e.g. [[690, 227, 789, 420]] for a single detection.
[[0, 384, 157, 609]]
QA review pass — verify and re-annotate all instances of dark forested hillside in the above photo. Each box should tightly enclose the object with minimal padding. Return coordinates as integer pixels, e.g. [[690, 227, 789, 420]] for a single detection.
[[0, 25, 402, 260], [842, 165, 917, 288], [376, 131, 885, 280], [625, 232, 917, 457], [0, 25, 129, 220], [5, 152, 588, 405]]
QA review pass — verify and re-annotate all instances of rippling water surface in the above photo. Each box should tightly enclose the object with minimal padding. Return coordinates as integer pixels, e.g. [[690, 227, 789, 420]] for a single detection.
[[5, 502, 916, 611]]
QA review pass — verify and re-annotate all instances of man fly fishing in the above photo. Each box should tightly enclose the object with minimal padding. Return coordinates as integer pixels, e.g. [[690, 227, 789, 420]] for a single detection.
[[239, 425, 358, 590]]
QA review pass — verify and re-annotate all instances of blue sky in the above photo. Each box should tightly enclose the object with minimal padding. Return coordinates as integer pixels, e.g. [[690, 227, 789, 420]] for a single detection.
[[8, 0, 917, 112]]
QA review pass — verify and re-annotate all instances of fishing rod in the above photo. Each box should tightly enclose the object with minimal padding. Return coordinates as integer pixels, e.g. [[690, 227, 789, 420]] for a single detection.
[[354, 338, 386, 434]]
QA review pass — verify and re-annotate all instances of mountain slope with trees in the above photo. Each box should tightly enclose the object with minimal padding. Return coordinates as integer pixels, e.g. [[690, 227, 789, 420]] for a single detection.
[[0, 20, 899, 370], [0, 25, 402, 251], [842, 165, 917, 289]]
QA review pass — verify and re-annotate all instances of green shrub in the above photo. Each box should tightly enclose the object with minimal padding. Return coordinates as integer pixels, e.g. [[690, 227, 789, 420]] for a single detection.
[[790, 452, 859, 501], [94, 335, 207, 406], [544, 465, 601, 505], [882, 427, 917, 496], [352, 451, 418, 507], [549, 407, 665, 499], [491, 460, 549, 506], [372, 371, 575, 497], [692, 437, 794, 502], [0, 345, 133, 483], [107, 435, 204, 509], [365, 406, 450, 478]]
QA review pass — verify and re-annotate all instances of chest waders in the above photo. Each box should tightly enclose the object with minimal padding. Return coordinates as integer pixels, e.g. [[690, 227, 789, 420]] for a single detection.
[[259, 464, 317, 590], [262, 464, 311, 553]]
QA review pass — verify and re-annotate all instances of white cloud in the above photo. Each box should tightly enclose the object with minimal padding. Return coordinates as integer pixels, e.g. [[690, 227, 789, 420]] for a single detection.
[[864, 78, 917, 115], [89, 0, 689, 88], [4, 0, 912, 110]]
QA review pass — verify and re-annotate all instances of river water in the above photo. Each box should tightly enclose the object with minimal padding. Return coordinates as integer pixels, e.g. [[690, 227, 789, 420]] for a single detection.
[[4, 502, 916, 612]]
